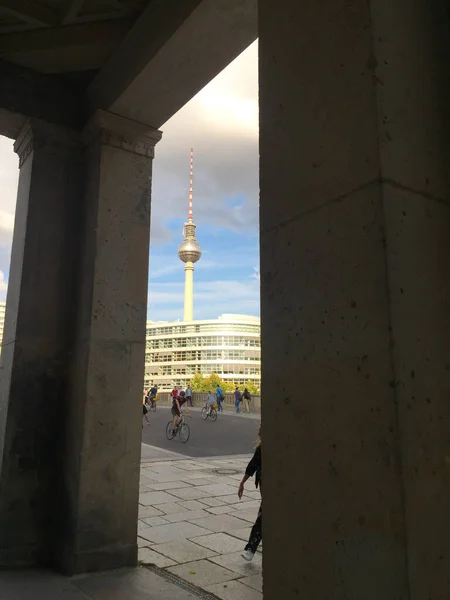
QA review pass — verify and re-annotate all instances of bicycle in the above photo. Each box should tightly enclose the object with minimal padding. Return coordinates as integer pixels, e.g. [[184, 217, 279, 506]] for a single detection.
[[149, 397, 157, 412], [166, 414, 191, 443], [201, 404, 218, 422]]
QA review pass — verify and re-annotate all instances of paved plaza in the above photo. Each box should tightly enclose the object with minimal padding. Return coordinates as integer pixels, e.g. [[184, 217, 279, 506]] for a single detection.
[[137, 445, 262, 600], [0, 424, 262, 600]]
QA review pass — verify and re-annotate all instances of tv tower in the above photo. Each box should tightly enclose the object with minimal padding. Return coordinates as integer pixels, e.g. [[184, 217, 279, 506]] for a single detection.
[[178, 148, 202, 321]]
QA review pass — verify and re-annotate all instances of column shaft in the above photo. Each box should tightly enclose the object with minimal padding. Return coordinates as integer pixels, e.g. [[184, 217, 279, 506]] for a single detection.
[[0, 120, 82, 566], [259, 0, 450, 598], [56, 111, 161, 574]]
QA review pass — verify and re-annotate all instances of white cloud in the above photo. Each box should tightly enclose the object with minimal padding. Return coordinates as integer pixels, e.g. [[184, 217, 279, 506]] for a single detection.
[[151, 40, 259, 243], [0, 137, 18, 250], [0, 270, 8, 301], [148, 278, 260, 321]]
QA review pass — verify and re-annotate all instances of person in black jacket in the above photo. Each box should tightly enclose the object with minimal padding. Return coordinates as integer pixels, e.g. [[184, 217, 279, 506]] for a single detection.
[[238, 424, 262, 561]]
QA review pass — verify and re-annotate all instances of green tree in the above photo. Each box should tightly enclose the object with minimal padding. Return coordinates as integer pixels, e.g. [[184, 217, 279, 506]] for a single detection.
[[190, 372, 208, 392], [242, 380, 260, 395]]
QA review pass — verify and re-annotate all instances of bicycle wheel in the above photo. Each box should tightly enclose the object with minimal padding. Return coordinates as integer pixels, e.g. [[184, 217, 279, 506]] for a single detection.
[[166, 421, 175, 440], [179, 423, 190, 443], [151, 403, 157, 412], [201, 407, 207, 420], [210, 408, 217, 422]]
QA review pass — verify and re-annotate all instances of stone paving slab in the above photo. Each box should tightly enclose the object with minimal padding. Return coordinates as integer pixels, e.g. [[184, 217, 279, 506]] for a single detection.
[[238, 574, 263, 593], [206, 580, 263, 600], [187, 533, 244, 555], [0, 568, 200, 600], [137, 452, 261, 600], [168, 560, 239, 588], [188, 514, 250, 533], [152, 539, 218, 563]]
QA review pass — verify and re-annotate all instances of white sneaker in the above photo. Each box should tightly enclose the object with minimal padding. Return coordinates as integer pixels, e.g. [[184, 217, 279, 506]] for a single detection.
[[241, 549, 254, 562]]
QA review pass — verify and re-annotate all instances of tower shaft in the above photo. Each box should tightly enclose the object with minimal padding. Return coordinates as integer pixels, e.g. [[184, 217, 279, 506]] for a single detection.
[[183, 262, 194, 321]]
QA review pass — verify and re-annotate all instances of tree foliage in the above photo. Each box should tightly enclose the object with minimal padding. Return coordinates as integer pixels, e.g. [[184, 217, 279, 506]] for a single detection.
[[189, 372, 260, 394]]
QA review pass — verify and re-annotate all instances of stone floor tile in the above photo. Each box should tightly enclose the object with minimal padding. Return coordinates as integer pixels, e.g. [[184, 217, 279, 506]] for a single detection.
[[138, 521, 212, 544], [154, 502, 186, 515], [205, 579, 263, 600], [226, 508, 257, 523], [167, 487, 212, 500], [178, 500, 209, 511], [141, 516, 169, 527], [189, 533, 244, 554], [233, 501, 260, 512], [138, 536, 151, 548], [73, 566, 195, 600], [188, 514, 249, 533], [180, 478, 214, 486], [239, 574, 263, 593], [205, 505, 232, 515], [0, 571, 90, 600], [195, 484, 238, 497], [138, 547, 176, 568], [164, 509, 210, 523], [167, 560, 238, 588], [138, 505, 164, 519], [198, 497, 227, 508], [209, 551, 262, 577], [140, 474, 158, 486], [146, 480, 193, 491], [240, 491, 261, 502], [227, 528, 251, 542], [214, 494, 243, 504], [152, 539, 218, 563], [139, 491, 180, 505]]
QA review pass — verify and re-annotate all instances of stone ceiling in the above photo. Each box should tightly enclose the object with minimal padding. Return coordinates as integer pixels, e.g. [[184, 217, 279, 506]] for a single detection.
[[0, 0, 149, 74]]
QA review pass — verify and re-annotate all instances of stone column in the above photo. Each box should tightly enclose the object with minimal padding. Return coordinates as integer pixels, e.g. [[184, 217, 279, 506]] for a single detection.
[[259, 0, 450, 598], [56, 111, 161, 574], [0, 120, 82, 567]]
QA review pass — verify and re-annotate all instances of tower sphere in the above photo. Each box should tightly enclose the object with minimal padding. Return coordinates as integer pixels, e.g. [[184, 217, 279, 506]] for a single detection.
[[178, 237, 202, 263]]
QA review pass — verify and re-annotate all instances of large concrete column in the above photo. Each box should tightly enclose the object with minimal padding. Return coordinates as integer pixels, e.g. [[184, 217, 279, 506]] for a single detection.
[[0, 120, 82, 567], [57, 111, 161, 574], [259, 0, 450, 598]]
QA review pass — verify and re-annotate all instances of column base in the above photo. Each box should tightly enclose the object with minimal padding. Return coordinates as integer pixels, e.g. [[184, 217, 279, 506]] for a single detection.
[[0, 543, 50, 569], [57, 543, 138, 575]]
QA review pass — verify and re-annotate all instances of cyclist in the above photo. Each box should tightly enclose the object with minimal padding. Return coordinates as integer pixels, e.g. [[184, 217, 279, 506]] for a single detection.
[[149, 384, 158, 409], [204, 389, 216, 416], [171, 390, 191, 432]]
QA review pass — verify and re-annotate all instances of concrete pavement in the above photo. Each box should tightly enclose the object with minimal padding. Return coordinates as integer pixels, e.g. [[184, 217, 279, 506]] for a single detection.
[[137, 446, 262, 600], [0, 430, 262, 600]]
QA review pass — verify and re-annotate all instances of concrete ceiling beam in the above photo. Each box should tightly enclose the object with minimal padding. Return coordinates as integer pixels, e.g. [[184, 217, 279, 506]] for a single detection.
[[87, 0, 257, 129], [0, 59, 83, 138], [0, 0, 58, 27]]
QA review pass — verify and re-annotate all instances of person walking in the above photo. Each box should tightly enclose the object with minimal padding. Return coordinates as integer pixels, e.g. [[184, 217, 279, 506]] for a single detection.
[[171, 385, 178, 402], [234, 387, 242, 413], [239, 424, 262, 561], [216, 384, 224, 412], [142, 391, 151, 428], [242, 387, 251, 413], [185, 383, 193, 407]]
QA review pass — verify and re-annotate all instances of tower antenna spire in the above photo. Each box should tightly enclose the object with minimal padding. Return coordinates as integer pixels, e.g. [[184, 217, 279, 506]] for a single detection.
[[188, 147, 193, 221], [178, 147, 202, 321]]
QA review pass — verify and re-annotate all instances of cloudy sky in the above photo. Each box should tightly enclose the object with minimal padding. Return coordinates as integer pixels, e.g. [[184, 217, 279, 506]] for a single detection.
[[0, 41, 259, 322]]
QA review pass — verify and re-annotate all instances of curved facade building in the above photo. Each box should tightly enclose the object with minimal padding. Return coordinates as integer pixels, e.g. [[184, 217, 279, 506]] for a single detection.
[[144, 313, 261, 390]]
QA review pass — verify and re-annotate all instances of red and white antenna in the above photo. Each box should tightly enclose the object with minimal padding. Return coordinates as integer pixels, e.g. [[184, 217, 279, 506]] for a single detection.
[[188, 147, 193, 221]]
